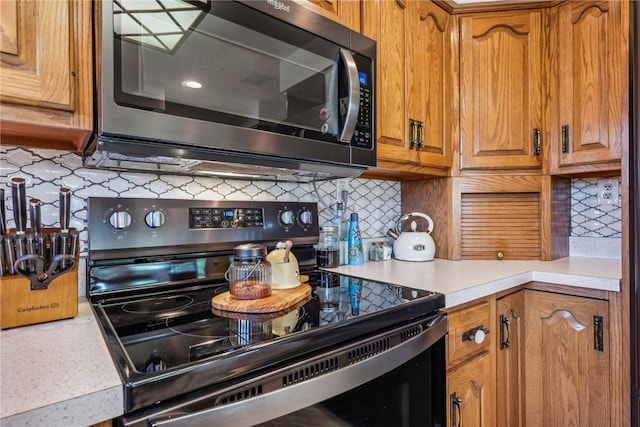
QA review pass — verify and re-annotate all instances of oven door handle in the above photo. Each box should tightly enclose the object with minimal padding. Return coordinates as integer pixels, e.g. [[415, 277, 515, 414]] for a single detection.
[[144, 315, 447, 427]]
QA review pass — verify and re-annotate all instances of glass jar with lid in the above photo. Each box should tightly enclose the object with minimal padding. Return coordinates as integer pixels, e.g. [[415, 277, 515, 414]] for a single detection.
[[228, 243, 272, 299], [317, 226, 339, 268]]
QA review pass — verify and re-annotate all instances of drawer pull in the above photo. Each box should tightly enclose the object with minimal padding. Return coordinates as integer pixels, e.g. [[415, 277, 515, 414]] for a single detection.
[[462, 325, 489, 344]]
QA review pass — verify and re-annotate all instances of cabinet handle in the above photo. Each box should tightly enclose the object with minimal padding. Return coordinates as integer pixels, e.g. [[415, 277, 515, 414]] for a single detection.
[[450, 392, 462, 427], [594, 315, 604, 352], [533, 128, 541, 156], [417, 121, 424, 150], [409, 119, 417, 149], [500, 314, 511, 349], [561, 125, 570, 153]]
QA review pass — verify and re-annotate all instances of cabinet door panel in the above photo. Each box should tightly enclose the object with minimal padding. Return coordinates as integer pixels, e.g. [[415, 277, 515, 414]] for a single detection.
[[448, 352, 494, 427], [459, 11, 543, 170], [365, 0, 407, 151], [551, 0, 627, 169], [0, 0, 72, 109], [408, 1, 451, 167], [525, 291, 610, 427], [496, 291, 525, 427]]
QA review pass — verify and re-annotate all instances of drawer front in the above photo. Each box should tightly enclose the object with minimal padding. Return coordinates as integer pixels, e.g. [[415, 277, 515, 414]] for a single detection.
[[446, 301, 492, 365]]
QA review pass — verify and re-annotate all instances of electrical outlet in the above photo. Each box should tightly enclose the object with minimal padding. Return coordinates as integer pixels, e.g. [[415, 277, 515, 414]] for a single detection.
[[335, 179, 350, 204], [597, 178, 619, 205]]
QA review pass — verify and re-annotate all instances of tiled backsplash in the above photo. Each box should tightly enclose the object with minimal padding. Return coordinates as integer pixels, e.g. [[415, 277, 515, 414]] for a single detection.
[[0, 146, 622, 252], [571, 178, 622, 238], [0, 146, 402, 255]]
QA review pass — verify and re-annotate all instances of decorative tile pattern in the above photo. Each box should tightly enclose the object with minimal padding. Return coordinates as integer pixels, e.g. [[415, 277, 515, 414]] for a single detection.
[[0, 146, 402, 256], [1, 146, 620, 257], [571, 178, 622, 238]]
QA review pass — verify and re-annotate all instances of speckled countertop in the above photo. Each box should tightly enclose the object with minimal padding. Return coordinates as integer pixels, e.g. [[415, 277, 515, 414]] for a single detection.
[[0, 300, 123, 427], [0, 256, 621, 426]]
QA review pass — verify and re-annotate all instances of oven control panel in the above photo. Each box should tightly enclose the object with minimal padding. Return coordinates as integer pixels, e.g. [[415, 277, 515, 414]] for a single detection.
[[88, 198, 320, 260], [189, 207, 264, 229]]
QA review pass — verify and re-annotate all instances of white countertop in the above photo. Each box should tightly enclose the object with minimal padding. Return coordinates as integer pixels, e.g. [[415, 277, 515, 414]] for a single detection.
[[0, 299, 123, 427], [0, 256, 621, 425], [327, 256, 621, 308]]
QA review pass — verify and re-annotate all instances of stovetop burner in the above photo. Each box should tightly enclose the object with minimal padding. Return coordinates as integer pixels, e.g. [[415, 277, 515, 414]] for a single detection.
[[122, 295, 194, 314]]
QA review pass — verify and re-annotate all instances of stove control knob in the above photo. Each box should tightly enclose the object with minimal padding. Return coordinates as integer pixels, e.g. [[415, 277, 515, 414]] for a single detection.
[[145, 210, 166, 228], [298, 208, 313, 226], [108, 210, 132, 230], [279, 209, 294, 227]]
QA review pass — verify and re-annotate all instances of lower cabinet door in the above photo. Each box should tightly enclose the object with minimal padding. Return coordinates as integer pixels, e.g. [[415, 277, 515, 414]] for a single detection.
[[447, 352, 494, 427], [524, 290, 610, 427]]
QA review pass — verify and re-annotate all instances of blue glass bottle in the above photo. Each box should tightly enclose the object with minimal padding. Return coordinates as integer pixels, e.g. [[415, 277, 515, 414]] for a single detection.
[[347, 213, 364, 265]]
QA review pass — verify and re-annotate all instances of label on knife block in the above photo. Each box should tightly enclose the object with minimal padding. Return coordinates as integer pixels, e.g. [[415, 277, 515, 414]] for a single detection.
[[1, 229, 79, 329]]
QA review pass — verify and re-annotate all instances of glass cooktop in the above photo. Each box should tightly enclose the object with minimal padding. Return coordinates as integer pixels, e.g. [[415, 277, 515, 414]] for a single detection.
[[93, 270, 442, 375]]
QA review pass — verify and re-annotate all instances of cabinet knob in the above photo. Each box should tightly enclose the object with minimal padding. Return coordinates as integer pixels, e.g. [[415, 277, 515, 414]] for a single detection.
[[462, 325, 490, 344], [497, 251, 504, 259]]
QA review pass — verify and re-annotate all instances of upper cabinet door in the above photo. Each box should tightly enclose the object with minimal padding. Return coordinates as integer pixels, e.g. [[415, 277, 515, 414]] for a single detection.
[[303, 0, 360, 31], [363, 0, 409, 156], [362, 0, 451, 175], [407, 0, 452, 169], [0, 0, 93, 149], [549, 0, 628, 172], [459, 10, 545, 171]]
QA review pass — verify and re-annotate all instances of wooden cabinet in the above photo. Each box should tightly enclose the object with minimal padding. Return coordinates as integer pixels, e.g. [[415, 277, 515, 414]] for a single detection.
[[547, 0, 628, 174], [0, 0, 93, 150], [362, 0, 451, 177], [448, 284, 618, 427], [457, 9, 545, 172], [446, 299, 495, 427], [302, 0, 360, 31], [402, 175, 571, 261], [524, 290, 610, 426], [496, 290, 525, 427]]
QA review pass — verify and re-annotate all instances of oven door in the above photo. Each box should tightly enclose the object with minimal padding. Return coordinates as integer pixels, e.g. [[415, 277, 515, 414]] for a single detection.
[[123, 312, 447, 427]]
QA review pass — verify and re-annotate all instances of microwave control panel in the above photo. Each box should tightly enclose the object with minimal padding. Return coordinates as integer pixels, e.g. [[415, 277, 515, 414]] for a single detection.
[[353, 85, 372, 149]]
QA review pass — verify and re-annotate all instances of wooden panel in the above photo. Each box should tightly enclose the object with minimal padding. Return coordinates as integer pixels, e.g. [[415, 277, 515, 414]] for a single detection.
[[446, 300, 492, 365], [362, 0, 407, 150], [0, 0, 94, 150], [402, 178, 454, 259], [447, 352, 495, 427], [549, 0, 628, 172], [524, 290, 610, 427], [496, 290, 526, 427], [0, 0, 18, 55], [0, 0, 72, 108], [459, 10, 544, 170], [461, 193, 541, 259], [408, 0, 451, 168]]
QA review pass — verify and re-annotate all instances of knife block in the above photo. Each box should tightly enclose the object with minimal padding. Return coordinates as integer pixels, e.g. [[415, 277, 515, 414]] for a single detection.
[[0, 229, 79, 329]]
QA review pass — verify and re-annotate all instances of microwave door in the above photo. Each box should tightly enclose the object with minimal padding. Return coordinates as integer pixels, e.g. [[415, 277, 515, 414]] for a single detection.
[[336, 48, 360, 143]]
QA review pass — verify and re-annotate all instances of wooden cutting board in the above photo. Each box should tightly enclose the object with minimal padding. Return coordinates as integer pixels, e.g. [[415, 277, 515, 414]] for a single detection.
[[212, 283, 312, 314]]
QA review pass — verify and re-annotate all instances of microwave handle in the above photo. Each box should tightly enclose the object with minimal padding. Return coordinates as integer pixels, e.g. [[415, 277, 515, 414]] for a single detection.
[[338, 48, 361, 143]]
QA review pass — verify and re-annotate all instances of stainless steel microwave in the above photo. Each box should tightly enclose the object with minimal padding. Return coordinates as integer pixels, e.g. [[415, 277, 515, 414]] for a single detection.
[[87, 0, 376, 181]]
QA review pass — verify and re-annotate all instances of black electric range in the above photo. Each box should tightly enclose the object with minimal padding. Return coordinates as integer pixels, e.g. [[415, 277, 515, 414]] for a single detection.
[[87, 198, 445, 421]]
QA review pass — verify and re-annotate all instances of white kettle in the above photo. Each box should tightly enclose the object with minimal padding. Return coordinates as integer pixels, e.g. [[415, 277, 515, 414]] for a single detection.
[[392, 212, 436, 262]]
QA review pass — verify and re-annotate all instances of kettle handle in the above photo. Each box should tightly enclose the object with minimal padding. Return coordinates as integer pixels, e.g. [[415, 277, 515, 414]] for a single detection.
[[395, 212, 434, 234]]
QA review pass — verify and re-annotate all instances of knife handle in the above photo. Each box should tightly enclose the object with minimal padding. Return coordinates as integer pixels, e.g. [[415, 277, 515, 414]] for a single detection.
[[11, 177, 27, 234], [59, 188, 71, 233], [29, 198, 42, 236], [0, 188, 6, 235]]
